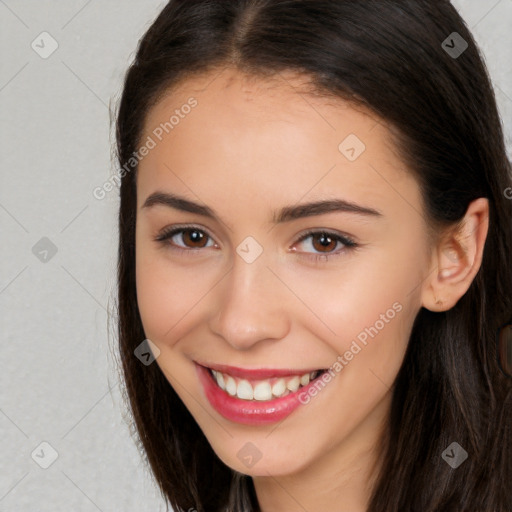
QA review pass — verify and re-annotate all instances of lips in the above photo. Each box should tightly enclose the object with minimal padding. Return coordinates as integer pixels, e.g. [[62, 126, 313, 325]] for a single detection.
[[195, 362, 328, 425], [201, 362, 326, 380]]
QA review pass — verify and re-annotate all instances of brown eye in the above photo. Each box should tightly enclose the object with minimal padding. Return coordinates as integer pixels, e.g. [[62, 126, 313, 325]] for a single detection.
[[296, 231, 354, 254], [155, 226, 215, 251], [180, 228, 209, 248], [154, 226, 357, 262], [293, 229, 357, 263], [310, 232, 338, 253]]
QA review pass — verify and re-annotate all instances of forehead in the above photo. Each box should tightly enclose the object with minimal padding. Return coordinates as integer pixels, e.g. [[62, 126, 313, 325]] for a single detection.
[[136, 67, 422, 225], [143, 67, 382, 138]]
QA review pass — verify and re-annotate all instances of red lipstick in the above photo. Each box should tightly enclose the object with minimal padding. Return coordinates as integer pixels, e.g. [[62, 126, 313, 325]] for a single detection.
[[195, 362, 326, 425], [202, 362, 323, 380]]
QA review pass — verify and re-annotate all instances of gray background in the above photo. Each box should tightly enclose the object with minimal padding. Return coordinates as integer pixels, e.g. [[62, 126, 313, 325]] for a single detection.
[[1, 1, 511, 510]]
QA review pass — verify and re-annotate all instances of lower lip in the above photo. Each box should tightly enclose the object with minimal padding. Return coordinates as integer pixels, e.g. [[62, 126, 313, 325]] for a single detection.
[[195, 363, 324, 425]]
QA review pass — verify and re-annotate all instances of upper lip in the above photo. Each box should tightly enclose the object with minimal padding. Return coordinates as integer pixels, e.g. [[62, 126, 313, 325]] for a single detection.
[[196, 361, 326, 380]]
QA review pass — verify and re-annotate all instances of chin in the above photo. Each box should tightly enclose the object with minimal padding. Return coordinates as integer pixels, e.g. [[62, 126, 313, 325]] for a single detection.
[[211, 438, 312, 477]]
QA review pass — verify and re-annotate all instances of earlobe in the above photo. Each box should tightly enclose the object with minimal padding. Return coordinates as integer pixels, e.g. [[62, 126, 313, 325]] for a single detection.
[[421, 197, 489, 312]]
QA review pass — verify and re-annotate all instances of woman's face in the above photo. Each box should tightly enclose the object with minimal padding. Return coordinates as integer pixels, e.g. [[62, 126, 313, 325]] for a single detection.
[[135, 67, 431, 478]]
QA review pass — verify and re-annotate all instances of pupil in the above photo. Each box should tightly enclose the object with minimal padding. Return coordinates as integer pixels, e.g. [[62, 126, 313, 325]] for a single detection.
[[187, 229, 207, 247], [319, 233, 333, 247], [319, 234, 330, 245], [313, 233, 335, 253]]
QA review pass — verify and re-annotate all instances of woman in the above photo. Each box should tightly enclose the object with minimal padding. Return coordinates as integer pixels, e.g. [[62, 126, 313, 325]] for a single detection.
[[113, 1, 512, 510]]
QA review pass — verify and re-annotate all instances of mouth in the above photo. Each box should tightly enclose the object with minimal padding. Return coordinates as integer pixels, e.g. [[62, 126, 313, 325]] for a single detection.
[[206, 366, 327, 401], [195, 362, 331, 425]]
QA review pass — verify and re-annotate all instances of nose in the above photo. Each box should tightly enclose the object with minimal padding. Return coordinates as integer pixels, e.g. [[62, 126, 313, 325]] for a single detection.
[[208, 254, 290, 351]]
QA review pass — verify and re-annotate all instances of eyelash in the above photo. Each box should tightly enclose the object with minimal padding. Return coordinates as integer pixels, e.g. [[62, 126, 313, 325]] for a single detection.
[[154, 224, 358, 263]]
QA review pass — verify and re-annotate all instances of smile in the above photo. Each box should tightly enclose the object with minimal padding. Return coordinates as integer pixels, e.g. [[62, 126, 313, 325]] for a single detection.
[[209, 368, 323, 401], [195, 362, 329, 425]]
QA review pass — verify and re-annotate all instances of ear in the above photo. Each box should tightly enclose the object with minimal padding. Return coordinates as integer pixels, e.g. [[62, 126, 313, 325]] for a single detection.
[[421, 197, 489, 312]]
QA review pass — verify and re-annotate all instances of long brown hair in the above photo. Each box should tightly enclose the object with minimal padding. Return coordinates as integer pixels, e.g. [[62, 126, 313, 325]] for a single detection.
[[113, 1, 512, 510]]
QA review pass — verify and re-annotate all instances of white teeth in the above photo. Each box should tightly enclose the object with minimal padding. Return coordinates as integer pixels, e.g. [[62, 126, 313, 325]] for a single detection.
[[225, 375, 237, 396], [300, 373, 310, 386], [236, 380, 254, 400], [253, 381, 273, 401], [271, 378, 287, 397], [211, 369, 319, 401], [212, 370, 226, 390], [217, 372, 226, 391], [286, 376, 300, 392]]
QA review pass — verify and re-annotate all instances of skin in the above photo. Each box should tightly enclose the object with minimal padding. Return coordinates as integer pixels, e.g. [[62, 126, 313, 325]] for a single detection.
[[134, 67, 489, 512]]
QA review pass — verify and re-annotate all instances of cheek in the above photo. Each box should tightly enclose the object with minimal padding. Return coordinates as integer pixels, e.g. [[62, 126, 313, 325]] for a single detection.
[[315, 287, 409, 387], [135, 243, 215, 344], [284, 247, 423, 379], [136, 242, 180, 341]]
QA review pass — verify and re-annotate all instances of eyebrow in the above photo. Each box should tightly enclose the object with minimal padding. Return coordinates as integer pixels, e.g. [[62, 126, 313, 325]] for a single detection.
[[141, 191, 383, 223]]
